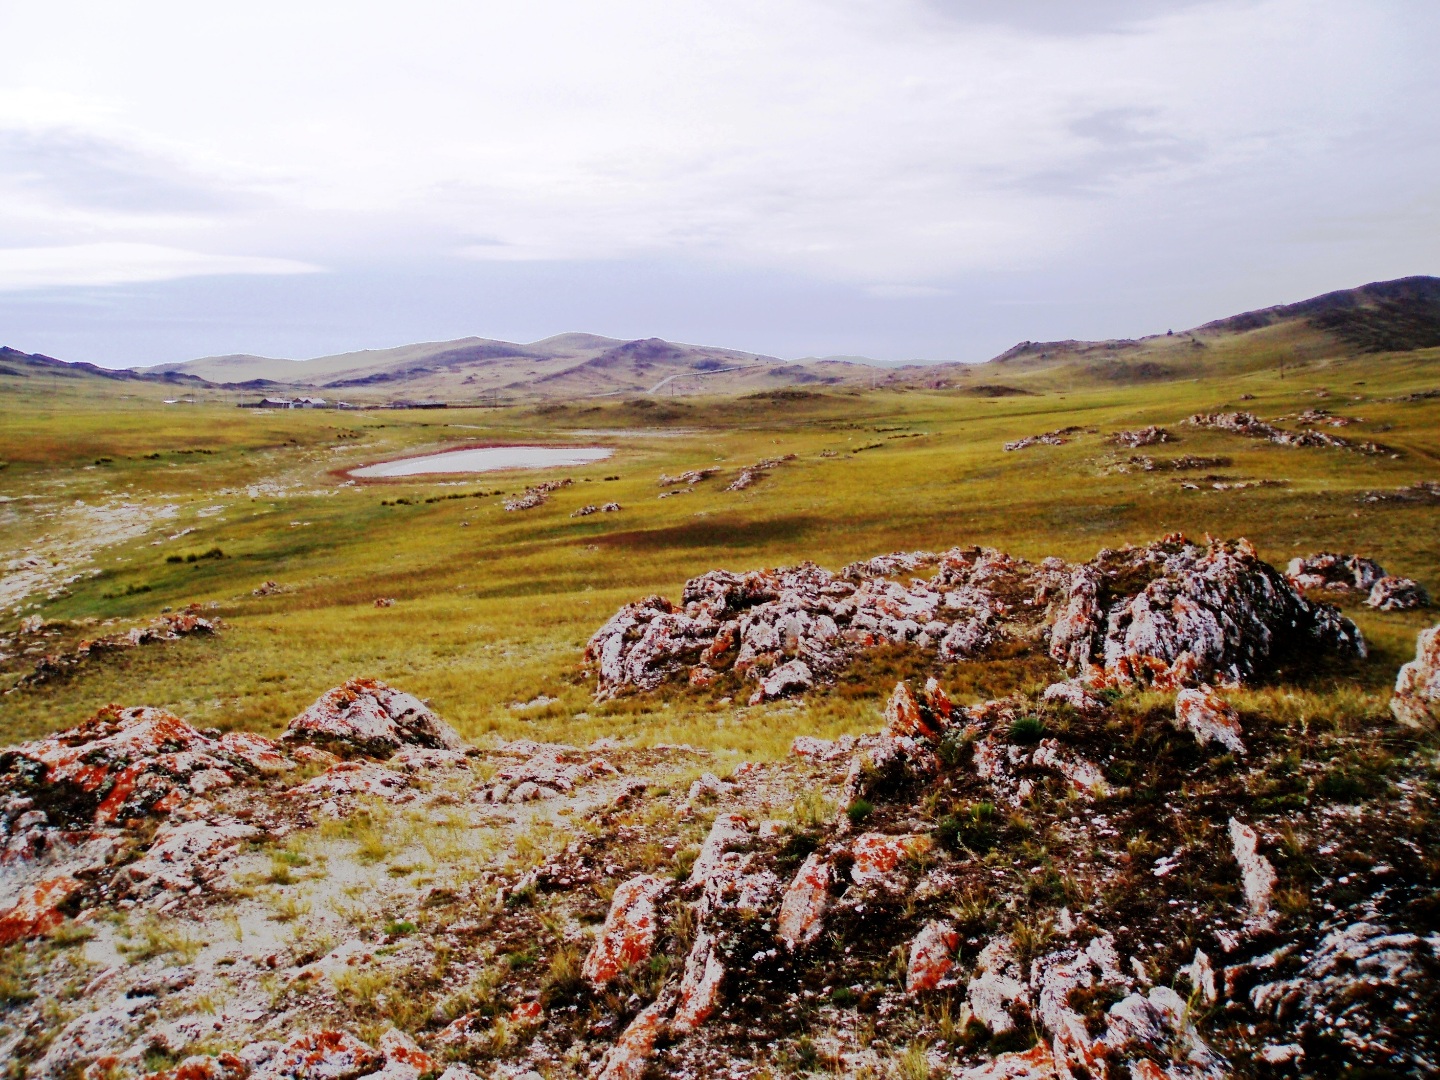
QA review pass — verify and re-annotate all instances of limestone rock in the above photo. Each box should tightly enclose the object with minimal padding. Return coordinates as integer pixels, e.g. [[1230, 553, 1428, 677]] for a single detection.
[[1174, 686, 1246, 754], [582, 874, 669, 985], [281, 679, 465, 758], [249, 1031, 386, 1080], [0, 874, 82, 944], [1286, 551, 1386, 593], [849, 832, 931, 885], [672, 930, 725, 1033], [776, 853, 831, 950], [1366, 575, 1429, 611], [122, 818, 259, 898], [905, 920, 960, 992], [0, 705, 282, 835], [1391, 623, 1440, 728], [1228, 817, 1276, 917]]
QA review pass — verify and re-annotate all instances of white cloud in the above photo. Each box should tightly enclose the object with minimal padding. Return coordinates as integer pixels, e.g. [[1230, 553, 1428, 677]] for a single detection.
[[0, 0, 1434, 308], [0, 243, 320, 291]]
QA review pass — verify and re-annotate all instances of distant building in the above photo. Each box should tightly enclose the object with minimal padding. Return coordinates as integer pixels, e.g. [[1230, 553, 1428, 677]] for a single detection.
[[237, 396, 331, 409]]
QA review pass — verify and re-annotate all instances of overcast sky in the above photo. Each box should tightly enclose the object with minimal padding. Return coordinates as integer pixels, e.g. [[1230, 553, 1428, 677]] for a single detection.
[[0, 0, 1436, 367]]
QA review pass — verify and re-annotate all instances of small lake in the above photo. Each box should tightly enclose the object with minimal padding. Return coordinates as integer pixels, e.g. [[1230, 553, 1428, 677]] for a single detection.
[[350, 445, 613, 478]]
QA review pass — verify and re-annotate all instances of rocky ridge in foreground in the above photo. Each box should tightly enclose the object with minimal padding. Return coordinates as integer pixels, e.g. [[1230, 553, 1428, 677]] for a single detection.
[[1, 552, 1437, 1079], [585, 535, 1371, 704]]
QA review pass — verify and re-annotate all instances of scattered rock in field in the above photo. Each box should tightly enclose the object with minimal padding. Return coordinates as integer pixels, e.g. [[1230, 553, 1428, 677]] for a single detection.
[[252, 581, 287, 596], [724, 455, 795, 491], [590, 535, 1363, 702], [571, 501, 626, 516], [905, 919, 960, 992], [121, 818, 259, 899], [1359, 478, 1440, 505], [1109, 426, 1171, 447], [372, 597, 395, 608], [1286, 551, 1386, 593], [0, 705, 281, 835], [503, 478, 572, 511], [281, 678, 466, 758], [0, 874, 82, 944], [658, 468, 720, 486], [12, 607, 220, 689], [1188, 410, 1393, 454], [1004, 426, 1081, 451], [479, 746, 618, 802], [1366, 575, 1429, 610], [776, 853, 831, 950], [1391, 622, 1439, 728], [1174, 686, 1246, 754]]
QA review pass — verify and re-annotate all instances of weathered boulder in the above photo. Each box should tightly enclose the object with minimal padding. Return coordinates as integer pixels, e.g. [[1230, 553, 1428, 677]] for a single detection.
[[776, 853, 831, 950], [1391, 623, 1440, 728], [480, 748, 618, 802], [905, 919, 960, 992], [1366, 575, 1429, 611], [0, 705, 283, 839], [583, 874, 669, 985], [1286, 551, 1386, 593], [281, 679, 465, 758], [1110, 426, 1171, 447], [1174, 686, 1245, 754], [120, 819, 259, 899], [1051, 536, 1365, 689], [849, 832, 931, 886]]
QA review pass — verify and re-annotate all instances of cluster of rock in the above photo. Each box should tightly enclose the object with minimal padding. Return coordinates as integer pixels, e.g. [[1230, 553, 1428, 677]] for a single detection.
[[1108, 426, 1170, 448], [658, 468, 720, 487], [570, 503, 622, 517], [1125, 454, 1231, 472], [9, 607, 219, 691], [1003, 427, 1082, 451], [724, 455, 796, 491], [1187, 411, 1393, 455], [1359, 479, 1440, 505], [0, 678, 471, 943], [503, 479, 573, 511], [3, 609, 1439, 1079], [587, 535, 1368, 702], [1286, 551, 1430, 610]]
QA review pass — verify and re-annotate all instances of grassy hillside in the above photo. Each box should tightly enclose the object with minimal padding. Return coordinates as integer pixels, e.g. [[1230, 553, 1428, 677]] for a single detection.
[[2, 339, 1436, 760]]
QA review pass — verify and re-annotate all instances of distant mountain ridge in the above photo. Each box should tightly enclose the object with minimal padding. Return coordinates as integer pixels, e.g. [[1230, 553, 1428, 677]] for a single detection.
[[4, 275, 1437, 400]]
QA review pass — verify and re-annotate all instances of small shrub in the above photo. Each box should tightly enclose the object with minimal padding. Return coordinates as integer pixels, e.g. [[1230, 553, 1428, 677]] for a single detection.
[[937, 801, 997, 853], [846, 798, 874, 826], [1009, 715, 1046, 744]]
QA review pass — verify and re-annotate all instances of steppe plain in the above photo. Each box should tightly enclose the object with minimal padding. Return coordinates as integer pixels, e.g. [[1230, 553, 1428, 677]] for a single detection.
[[0, 288, 1438, 1080]]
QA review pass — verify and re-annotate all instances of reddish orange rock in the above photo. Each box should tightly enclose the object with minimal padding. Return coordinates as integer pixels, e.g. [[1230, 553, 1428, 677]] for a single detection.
[[957, 1042, 1058, 1079], [849, 832, 931, 885], [250, 1030, 385, 1080], [378, 1029, 436, 1074], [0, 875, 82, 945], [142, 1053, 249, 1080], [905, 920, 960, 992], [507, 1000, 543, 1026], [777, 853, 831, 950], [672, 931, 725, 1033], [885, 682, 937, 739], [582, 874, 669, 985], [596, 997, 669, 1080]]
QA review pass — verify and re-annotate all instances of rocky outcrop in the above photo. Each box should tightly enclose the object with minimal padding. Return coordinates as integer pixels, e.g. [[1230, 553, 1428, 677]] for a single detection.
[[1188, 410, 1353, 449], [502, 478, 572, 511], [1050, 536, 1365, 689], [589, 536, 1363, 701], [1004, 426, 1081, 451], [1286, 551, 1386, 593], [1366, 575, 1429, 610], [13, 607, 219, 689], [280, 679, 466, 758], [1109, 426, 1171, 447], [1391, 623, 1440, 728]]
